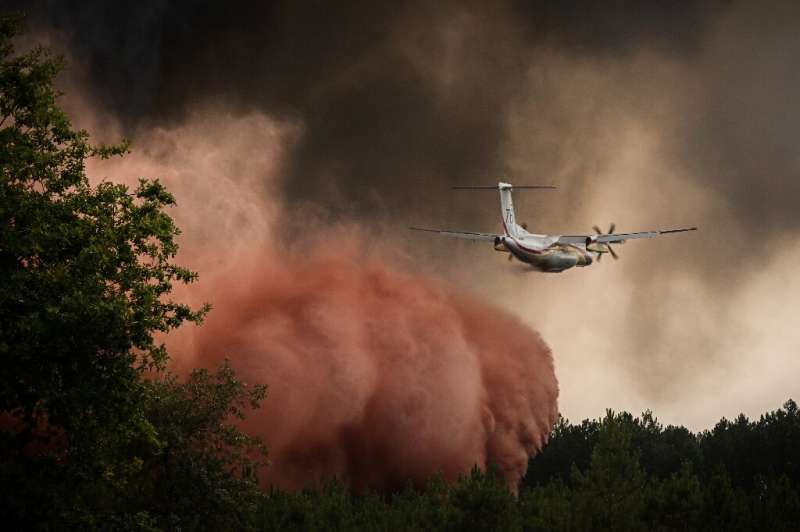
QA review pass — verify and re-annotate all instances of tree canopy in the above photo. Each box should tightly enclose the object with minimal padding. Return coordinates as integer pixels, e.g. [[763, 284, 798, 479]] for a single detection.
[[253, 401, 800, 532], [0, 16, 266, 529], [0, 14, 206, 437]]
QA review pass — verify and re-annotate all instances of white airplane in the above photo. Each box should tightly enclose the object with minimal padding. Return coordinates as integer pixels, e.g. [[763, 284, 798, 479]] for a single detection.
[[410, 182, 697, 273]]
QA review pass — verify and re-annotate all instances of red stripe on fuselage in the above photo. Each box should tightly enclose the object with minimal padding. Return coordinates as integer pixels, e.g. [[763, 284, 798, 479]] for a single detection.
[[513, 239, 544, 254], [501, 219, 544, 255]]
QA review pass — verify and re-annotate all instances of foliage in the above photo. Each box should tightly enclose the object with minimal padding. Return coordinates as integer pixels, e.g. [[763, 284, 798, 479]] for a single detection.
[[252, 470, 519, 532], [570, 412, 647, 532], [0, 16, 206, 439], [247, 400, 800, 532], [115, 361, 268, 530], [0, 16, 266, 530], [522, 415, 598, 488]]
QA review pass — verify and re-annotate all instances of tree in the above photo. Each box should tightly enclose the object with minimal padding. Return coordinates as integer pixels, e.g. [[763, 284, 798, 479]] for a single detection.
[[0, 13, 206, 437], [386, 476, 456, 531], [632, 411, 701, 480], [0, 17, 274, 529], [646, 461, 702, 531], [448, 466, 521, 532], [699, 466, 751, 531], [754, 399, 800, 486], [749, 472, 800, 532], [571, 411, 647, 532], [519, 479, 573, 532], [522, 415, 599, 488], [117, 361, 267, 530]]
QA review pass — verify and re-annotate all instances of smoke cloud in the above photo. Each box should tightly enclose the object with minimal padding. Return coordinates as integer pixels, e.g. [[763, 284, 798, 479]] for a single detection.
[[83, 109, 558, 490], [14, 0, 800, 432], [183, 241, 558, 490]]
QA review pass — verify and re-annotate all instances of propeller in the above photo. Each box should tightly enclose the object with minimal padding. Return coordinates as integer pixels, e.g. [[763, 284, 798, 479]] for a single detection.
[[591, 223, 620, 261]]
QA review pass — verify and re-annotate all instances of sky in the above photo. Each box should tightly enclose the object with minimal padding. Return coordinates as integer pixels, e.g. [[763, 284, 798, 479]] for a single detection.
[[10, 0, 800, 431]]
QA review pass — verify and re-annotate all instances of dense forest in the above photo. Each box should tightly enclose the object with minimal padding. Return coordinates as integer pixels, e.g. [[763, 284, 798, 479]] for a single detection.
[[254, 402, 800, 531], [2, 15, 799, 531]]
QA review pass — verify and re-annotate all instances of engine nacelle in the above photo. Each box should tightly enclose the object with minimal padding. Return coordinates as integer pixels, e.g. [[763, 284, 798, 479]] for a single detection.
[[560, 248, 593, 268], [493, 236, 508, 252], [585, 236, 609, 254], [575, 251, 593, 267]]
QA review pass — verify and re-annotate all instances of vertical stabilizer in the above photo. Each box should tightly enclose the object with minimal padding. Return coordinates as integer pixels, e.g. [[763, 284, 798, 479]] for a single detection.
[[498, 182, 518, 236], [451, 182, 555, 237]]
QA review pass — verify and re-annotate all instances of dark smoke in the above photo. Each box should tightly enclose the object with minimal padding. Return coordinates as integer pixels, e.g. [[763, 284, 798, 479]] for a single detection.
[[11, 0, 800, 428], [9, 0, 722, 220]]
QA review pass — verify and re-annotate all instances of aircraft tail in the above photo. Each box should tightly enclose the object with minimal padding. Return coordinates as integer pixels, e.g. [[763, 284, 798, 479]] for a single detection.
[[497, 182, 518, 236], [452, 182, 555, 237]]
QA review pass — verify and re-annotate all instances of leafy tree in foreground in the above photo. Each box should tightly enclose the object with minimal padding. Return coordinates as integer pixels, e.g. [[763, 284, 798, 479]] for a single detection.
[[0, 13, 203, 442], [115, 361, 267, 531], [0, 17, 267, 529]]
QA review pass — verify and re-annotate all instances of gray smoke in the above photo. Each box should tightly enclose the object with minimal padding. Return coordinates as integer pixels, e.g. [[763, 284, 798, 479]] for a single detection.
[[13, 0, 800, 429]]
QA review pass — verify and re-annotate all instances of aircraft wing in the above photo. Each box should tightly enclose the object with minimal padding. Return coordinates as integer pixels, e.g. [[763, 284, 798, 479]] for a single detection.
[[409, 226, 500, 241], [556, 226, 697, 245]]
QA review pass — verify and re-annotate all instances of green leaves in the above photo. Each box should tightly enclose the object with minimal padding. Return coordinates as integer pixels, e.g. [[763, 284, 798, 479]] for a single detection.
[[0, 16, 236, 529], [117, 361, 268, 530], [521, 402, 800, 532], [568, 413, 647, 532]]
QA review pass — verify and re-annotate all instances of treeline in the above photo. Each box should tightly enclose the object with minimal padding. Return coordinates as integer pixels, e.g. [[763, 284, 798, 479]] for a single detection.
[[250, 401, 800, 532]]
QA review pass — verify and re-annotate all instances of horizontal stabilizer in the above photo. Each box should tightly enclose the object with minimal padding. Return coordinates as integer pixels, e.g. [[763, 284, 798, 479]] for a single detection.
[[452, 185, 556, 190], [660, 227, 698, 234], [409, 226, 499, 241]]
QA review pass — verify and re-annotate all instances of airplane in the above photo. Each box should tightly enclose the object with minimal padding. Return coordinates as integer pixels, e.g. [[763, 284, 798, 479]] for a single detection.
[[410, 182, 697, 273]]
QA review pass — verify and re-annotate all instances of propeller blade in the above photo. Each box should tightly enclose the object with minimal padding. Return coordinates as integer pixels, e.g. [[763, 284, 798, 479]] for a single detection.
[[591, 223, 622, 261], [508, 253, 513, 262]]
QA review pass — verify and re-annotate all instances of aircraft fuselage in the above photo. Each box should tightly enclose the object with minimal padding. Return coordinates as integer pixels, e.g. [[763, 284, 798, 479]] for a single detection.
[[495, 236, 593, 272]]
